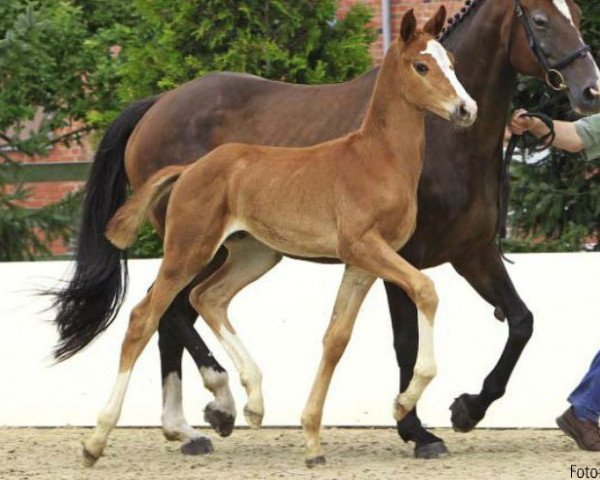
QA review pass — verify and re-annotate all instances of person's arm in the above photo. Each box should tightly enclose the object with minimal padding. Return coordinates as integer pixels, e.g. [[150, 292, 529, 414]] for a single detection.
[[509, 109, 584, 153]]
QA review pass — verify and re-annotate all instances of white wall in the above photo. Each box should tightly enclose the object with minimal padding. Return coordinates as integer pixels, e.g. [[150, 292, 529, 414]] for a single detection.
[[0, 253, 598, 428]]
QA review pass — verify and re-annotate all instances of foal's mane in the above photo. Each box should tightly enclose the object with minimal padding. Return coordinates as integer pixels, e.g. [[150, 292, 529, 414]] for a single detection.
[[438, 0, 487, 44]]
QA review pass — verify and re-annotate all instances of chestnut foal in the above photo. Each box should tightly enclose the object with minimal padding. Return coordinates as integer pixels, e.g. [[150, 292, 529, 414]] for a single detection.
[[86, 7, 476, 467]]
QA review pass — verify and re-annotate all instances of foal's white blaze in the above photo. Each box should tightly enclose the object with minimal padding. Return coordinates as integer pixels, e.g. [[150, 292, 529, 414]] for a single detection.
[[552, 0, 574, 25], [421, 40, 477, 118]]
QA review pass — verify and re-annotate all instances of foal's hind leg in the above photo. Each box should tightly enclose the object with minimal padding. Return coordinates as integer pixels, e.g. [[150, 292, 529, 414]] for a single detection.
[[83, 221, 228, 465], [82, 268, 199, 466], [189, 235, 282, 429]]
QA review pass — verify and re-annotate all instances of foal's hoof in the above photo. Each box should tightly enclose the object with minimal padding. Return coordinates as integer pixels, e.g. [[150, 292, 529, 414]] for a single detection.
[[243, 405, 263, 429], [414, 441, 450, 459], [450, 393, 484, 432], [305, 455, 326, 468], [181, 437, 214, 456], [81, 446, 100, 467], [204, 403, 235, 438]]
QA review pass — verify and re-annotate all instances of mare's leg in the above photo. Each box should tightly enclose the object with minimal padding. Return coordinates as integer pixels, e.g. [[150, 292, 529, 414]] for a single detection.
[[449, 243, 533, 432], [301, 265, 376, 466], [384, 281, 448, 459], [159, 249, 236, 448], [158, 268, 236, 454], [189, 235, 282, 429]]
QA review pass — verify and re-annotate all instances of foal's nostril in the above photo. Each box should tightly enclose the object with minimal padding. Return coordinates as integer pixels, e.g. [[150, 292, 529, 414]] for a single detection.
[[455, 102, 470, 121]]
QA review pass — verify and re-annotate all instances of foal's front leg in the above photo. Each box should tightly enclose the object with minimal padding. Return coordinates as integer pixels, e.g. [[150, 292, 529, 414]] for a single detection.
[[343, 235, 438, 422], [301, 265, 376, 466], [384, 281, 448, 459]]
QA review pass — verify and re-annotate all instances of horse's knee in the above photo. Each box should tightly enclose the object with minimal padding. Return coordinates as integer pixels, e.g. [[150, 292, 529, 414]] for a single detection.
[[191, 290, 226, 330], [509, 310, 533, 346], [414, 276, 438, 317]]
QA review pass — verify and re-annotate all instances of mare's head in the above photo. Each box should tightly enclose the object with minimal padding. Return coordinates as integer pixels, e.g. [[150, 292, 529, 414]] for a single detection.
[[509, 0, 600, 114], [393, 7, 477, 128]]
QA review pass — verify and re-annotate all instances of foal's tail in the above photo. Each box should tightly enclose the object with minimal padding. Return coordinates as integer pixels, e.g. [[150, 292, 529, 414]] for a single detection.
[[106, 166, 186, 250]]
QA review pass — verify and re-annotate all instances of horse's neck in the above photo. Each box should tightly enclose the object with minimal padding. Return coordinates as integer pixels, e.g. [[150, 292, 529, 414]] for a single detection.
[[449, 0, 516, 152], [359, 49, 425, 176]]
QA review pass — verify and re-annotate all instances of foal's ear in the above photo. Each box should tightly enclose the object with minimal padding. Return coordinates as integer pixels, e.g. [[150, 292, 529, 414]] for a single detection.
[[400, 9, 417, 44], [423, 5, 447, 37]]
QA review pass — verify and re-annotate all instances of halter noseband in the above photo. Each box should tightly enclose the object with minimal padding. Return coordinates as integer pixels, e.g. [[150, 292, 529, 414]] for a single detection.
[[513, 0, 592, 91]]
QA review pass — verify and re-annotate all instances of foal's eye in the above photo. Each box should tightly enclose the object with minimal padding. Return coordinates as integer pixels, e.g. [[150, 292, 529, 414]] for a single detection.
[[413, 62, 429, 76]]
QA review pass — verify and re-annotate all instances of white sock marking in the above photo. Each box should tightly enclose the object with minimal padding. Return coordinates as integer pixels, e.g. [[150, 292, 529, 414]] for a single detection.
[[162, 372, 206, 440], [200, 366, 236, 417]]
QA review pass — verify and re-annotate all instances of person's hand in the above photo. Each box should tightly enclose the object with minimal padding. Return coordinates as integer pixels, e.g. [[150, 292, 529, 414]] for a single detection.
[[509, 109, 540, 135]]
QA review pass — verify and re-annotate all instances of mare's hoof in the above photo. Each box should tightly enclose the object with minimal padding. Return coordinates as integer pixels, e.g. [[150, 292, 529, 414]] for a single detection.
[[415, 441, 450, 459], [305, 455, 326, 468], [243, 405, 263, 429], [81, 446, 99, 467], [450, 393, 483, 432], [204, 403, 235, 438], [181, 437, 214, 456]]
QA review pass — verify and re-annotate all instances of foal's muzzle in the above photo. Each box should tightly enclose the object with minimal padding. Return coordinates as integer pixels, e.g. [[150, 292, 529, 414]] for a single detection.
[[450, 101, 477, 128]]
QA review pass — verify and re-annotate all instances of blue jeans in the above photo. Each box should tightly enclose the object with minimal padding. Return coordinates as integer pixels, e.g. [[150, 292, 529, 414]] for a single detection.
[[569, 349, 600, 423]]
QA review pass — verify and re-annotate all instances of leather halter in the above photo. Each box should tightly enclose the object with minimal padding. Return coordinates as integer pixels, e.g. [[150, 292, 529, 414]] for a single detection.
[[513, 0, 592, 91]]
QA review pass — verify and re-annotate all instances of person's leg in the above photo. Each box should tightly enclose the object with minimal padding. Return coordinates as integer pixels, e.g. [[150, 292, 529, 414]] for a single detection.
[[556, 350, 600, 451], [568, 350, 600, 423]]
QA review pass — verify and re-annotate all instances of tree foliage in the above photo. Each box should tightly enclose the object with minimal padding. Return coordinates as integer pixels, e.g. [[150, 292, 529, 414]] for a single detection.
[[507, 0, 600, 252], [0, 0, 374, 260], [118, 0, 374, 101], [117, 0, 375, 257]]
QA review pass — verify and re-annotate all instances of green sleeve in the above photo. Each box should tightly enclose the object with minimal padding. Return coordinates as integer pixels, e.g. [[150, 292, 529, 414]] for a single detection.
[[574, 114, 600, 160]]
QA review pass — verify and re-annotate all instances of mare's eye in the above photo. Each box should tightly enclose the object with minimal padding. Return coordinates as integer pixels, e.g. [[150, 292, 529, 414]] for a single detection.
[[533, 14, 548, 28], [413, 62, 429, 76]]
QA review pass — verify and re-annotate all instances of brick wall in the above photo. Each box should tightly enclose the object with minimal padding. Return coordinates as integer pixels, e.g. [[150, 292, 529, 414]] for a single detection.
[[10, 129, 91, 208], [339, 0, 463, 61]]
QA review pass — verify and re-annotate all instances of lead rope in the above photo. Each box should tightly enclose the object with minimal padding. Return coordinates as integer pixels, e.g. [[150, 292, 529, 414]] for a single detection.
[[499, 107, 556, 263]]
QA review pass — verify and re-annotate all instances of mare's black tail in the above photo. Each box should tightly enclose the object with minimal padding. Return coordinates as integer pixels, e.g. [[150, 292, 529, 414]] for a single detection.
[[51, 97, 158, 361]]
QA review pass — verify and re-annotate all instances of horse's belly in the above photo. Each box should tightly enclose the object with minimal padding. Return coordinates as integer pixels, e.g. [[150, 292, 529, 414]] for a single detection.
[[242, 218, 339, 259]]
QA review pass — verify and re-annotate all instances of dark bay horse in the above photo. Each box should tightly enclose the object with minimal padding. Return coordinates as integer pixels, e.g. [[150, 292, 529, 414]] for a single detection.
[[52, 0, 600, 459], [81, 10, 474, 466]]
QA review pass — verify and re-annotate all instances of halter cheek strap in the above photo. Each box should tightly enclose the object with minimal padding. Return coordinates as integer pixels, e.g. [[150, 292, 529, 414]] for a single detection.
[[513, 0, 592, 91]]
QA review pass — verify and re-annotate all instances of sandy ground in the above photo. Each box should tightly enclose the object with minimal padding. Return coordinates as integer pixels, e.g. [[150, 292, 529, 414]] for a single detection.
[[1, 427, 599, 480]]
